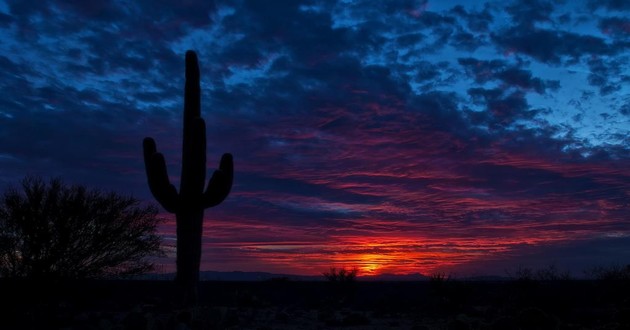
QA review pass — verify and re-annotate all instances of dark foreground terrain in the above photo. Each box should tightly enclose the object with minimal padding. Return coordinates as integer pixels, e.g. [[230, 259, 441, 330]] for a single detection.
[[1, 278, 629, 329]]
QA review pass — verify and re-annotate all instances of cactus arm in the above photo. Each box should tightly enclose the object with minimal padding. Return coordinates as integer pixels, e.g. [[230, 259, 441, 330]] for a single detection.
[[202, 153, 233, 208], [143, 137, 179, 213]]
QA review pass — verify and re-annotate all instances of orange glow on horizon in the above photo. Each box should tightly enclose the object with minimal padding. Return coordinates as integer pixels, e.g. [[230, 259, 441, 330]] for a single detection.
[[152, 209, 623, 277]]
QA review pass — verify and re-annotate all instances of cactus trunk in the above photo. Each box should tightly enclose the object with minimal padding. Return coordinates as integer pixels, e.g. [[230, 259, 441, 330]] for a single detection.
[[176, 210, 203, 301], [142, 50, 233, 305]]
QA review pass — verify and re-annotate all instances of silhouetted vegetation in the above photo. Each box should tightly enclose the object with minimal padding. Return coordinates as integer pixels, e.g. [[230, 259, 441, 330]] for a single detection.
[[322, 267, 358, 283], [322, 267, 359, 307], [506, 263, 572, 282], [142, 50, 233, 305], [0, 176, 163, 279], [429, 271, 452, 283], [586, 263, 630, 281]]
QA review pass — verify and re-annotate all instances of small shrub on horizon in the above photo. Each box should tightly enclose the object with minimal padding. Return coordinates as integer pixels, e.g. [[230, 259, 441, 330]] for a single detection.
[[505, 264, 572, 282], [322, 267, 359, 305], [586, 264, 630, 281], [506, 266, 535, 282], [429, 272, 452, 283], [535, 264, 572, 281], [322, 267, 358, 283]]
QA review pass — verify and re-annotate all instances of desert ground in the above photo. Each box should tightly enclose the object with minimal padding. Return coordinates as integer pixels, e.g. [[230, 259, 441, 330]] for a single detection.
[[1, 278, 629, 329]]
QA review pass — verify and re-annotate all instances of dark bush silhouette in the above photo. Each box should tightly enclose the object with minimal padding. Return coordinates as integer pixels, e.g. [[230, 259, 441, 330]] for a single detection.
[[586, 264, 630, 281], [0, 176, 163, 279], [323, 267, 358, 283], [429, 271, 452, 283], [323, 267, 359, 304], [506, 264, 572, 282], [142, 50, 233, 305]]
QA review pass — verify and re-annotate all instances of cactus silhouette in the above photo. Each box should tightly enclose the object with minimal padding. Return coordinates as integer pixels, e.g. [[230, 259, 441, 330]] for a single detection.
[[142, 50, 233, 304]]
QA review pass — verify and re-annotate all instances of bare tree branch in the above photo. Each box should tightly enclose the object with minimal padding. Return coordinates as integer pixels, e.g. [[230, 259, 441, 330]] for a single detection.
[[0, 176, 164, 279]]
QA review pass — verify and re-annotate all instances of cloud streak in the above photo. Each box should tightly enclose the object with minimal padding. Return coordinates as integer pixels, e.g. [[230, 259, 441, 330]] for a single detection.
[[0, 0, 628, 276]]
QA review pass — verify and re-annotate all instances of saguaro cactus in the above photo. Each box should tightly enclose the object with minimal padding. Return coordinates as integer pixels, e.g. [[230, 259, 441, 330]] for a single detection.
[[142, 50, 233, 304]]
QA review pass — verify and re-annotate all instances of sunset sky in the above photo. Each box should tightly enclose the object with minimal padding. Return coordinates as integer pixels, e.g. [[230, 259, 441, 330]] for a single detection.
[[0, 0, 628, 277]]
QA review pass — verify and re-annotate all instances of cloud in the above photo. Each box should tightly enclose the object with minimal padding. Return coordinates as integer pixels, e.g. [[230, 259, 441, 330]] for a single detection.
[[493, 27, 613, 64], [456, 236, 630, 276], [599, 16, 630, 38], [505, 0, 555, 27], [458, 57, 560, 94], [450, 4, 494, 33], [586, 56, 627, 95], [0, 0, 628, 276], [588, 0, 630, 12]]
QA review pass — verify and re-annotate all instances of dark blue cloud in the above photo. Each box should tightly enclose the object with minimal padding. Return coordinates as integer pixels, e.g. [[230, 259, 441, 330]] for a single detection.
[[588, 0, 630, 12], [493, 27, 614, 64], [0, 0, 628, 275], [450, 4, 494, 33]]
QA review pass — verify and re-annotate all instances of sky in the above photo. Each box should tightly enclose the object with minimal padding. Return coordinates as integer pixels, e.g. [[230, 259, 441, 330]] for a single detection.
[[0, 0, 628, 278]]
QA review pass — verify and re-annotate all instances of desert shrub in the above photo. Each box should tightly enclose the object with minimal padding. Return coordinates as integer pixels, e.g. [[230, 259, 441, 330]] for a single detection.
[[0, 176, 164, 279], [506, 264, 571, 282], [322, 267, 358, 283], [534, 264, 572, 281], [429, 271, 454, 295], [429, 272, 452, 283], [506, 266, 535, 282], [586, 264, 630, 281], [322, 267, 358, 304]]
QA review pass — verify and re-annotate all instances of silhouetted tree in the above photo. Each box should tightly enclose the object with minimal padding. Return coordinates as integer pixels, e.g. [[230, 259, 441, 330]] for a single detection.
[[142, 50, 233, 305], [0, 177, 163, 279]]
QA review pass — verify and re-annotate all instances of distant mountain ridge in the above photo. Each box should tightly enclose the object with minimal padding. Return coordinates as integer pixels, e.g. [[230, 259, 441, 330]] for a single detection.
[[137, 271, 318, 281], [136, 271, 490, 281], [136, 271, 510, 281]]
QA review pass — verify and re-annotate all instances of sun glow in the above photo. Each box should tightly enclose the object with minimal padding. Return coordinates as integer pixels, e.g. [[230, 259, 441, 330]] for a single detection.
[[358, 253, 384, 275]]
